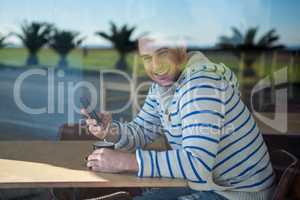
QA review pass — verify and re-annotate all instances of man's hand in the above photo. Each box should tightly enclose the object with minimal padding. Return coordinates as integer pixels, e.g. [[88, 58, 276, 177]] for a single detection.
[[81, 109, 118, 141], [86, 148, 138, 173]]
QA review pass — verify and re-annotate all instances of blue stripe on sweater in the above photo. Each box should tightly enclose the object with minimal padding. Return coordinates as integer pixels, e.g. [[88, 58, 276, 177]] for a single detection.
[[225, 97, 241, 115], [155, 152, 162, 177], [186, 151, 205, 182], [230, 151, 269, 184], [215, 130, 261, 169], [181, 97, 225, 110], [218, 122, 257, 154], [169, 141, 181, 146], [132, 121, 154, 143], [166, 151, 174, 178], [176, 150, 187, 179], [224, 104, 246, 127], [133, 120, 160, 138], [183, 123, 221, 131], [128, 124, 142, 147], [194, 157, 212, 172], [219, 139, 265, 176], [183, 135, 219, 144], [184, 145, 216, 158], [137, 149, 144, 177], [236, 171, 274, 189], [145, 101, 155, 109], [137, 115, 161, 127], [149, 98, 159, 106], [180, 85, 229, 103], [164, 129, 182, 138], [148, 151, 154, 177], [220, 112, 251, 141], [127, 125, 136, 150], [238, 150, 268, 177], [176, 74, 222, 92], [181, 110, 224, 120], [225, 89, 235, 104], [171, 97, 225, 116], [171, 123, 182, 128], [141, 108, 160, 119]]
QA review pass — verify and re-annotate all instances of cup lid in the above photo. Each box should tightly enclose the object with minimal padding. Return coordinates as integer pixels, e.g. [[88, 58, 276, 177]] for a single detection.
[[93, 141, 114, 148]]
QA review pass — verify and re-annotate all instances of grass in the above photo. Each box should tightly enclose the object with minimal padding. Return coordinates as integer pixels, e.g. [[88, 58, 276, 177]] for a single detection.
[[0, 47, 299, 82]]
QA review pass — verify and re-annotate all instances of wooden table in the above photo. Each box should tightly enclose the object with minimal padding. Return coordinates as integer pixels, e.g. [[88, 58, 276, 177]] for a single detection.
[[0, 141, 187, 189]]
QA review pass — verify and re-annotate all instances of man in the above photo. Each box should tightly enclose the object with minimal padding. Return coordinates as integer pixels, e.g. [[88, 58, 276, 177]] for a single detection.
[[81, 37, 275, 200]]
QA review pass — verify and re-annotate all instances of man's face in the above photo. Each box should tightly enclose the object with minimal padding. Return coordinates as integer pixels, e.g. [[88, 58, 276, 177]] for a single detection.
[[139, 39, 183, 87]]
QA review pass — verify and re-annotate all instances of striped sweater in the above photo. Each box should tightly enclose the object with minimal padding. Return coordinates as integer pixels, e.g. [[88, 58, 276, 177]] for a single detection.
[[113, 52, 275, 199]]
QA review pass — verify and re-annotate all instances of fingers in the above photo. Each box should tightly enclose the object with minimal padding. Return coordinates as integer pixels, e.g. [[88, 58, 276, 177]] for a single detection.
[[81, 109, 105, 119], [89, 125, 101, 132], [87, 153, 101, 161], [88, 125, 104, 138], [80, 108, 90, 118], [81, 109, 111, 139], [87, 149, 110, 161], [81, 109, 108, 126], [86, 160, 99, 170], [85, 150, 121, 173], [86, 153, 103, 171], [86, 118, 97, 126]]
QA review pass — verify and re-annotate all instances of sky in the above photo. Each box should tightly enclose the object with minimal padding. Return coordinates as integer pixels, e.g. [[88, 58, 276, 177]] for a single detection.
[[0, 0, 299, 47]]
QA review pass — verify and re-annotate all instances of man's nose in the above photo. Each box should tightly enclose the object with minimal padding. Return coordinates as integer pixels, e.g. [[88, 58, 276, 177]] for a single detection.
[[153, 62, 170, 76]]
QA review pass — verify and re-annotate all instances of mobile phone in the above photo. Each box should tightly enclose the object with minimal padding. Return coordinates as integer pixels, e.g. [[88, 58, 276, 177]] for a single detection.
[[80, 96, 101, 124]]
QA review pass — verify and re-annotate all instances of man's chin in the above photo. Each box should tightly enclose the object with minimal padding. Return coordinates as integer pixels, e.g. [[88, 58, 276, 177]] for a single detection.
[[157, 80, 174, 87]]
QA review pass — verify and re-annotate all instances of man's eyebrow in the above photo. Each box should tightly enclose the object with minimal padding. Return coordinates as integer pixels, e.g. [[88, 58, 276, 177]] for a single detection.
[[140, 47, 168, 58], [155, 47, 169, 54], [141, 54, 151, 59]]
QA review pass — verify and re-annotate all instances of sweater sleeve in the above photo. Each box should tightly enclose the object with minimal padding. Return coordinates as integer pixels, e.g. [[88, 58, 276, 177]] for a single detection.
[[114, 84, 163, 151], [135, 74, 229, 186]]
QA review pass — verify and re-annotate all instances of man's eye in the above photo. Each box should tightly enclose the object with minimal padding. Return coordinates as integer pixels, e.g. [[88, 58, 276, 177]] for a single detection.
[[143, 57, 152, 62]]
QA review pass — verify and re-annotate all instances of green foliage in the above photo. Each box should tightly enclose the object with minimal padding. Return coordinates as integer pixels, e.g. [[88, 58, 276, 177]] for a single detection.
[[218, 26, 284, 51], [49, 29, 84, 56], [95, 22, 137, 55], [217, 26, 285, 76], [0, 33, 8, 49], [14, 21, 54, 54], [257, 29, 284, 49], [95, 22, 139, 70]]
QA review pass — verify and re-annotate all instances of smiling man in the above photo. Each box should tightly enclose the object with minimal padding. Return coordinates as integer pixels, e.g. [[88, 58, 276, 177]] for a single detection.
[[82, 37, 275, 200]]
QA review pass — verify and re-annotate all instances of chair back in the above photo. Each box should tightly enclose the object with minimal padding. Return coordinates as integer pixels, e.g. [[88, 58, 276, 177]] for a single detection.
[[270, 149, 299, 200]]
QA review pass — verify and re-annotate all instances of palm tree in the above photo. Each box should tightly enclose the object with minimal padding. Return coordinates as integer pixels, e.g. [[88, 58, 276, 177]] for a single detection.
[[218, 27, 284, 77], [14, 21, 53, 65], [95, 22, 138, 71], [0, 33, 9, 49], [49, 29, 84, 68]]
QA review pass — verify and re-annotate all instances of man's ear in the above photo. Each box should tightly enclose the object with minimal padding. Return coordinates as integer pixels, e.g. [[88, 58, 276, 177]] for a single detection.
[[176, 47, 187, 65]]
